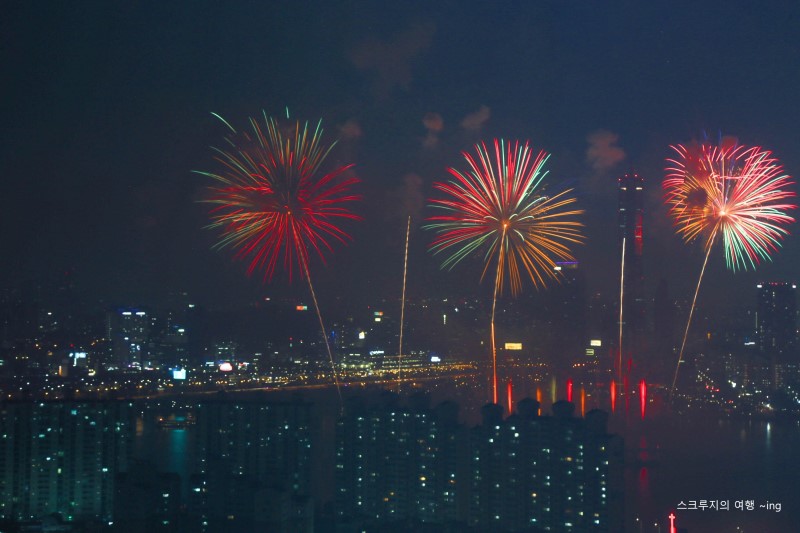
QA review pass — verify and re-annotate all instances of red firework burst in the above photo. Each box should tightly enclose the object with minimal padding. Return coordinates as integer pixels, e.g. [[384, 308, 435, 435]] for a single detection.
[[199, 114, 361, 280]]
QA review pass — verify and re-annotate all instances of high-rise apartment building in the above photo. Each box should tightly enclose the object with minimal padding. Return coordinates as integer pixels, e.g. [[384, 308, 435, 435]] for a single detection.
[[335, 393, 462, 525], [335, 394, 623, 532], [468, 400, 623, 532], [114, 461, 181, 532], [0, 401, 134, 522], [188, 397, 313, 532]]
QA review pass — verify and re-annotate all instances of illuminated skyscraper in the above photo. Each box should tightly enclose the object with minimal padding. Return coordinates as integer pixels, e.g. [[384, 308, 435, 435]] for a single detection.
[[757, 282, 798, 386], [757, 282, 797, 356], [109, 308, 150, 370], [549, 261, 588, 373], [618, 173, 646, 369]]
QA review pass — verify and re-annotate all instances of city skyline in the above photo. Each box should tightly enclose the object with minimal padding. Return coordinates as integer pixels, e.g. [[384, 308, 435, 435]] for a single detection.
[[3, 2, 800, 531]]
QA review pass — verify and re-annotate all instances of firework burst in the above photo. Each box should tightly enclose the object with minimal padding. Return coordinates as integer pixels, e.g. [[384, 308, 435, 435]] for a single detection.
[[199, 113, 360, 280], [198, 112, 361, 407], [427, 140, 584, 293], [665, 142, 795, 271], [664, 141, 796, 395], [426, 139, 583, 403]]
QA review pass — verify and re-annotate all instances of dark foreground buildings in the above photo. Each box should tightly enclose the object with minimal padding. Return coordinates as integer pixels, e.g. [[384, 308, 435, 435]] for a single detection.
[[0, 394, 622, 533], [0, 401, 134, 523], [186, 398, 314, 533], [335, 393, 623, 532], [0, 397, 314, 533]]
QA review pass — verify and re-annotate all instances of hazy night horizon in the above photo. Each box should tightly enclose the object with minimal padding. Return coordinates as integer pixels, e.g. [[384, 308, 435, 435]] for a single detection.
[[3, 2, 800, 532]]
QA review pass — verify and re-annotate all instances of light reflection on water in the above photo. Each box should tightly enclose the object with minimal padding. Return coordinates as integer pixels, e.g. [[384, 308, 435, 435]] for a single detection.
[[134, 416, 194, 500], [766, 421, 771, 451], [162, 428, 188, 475], [621, 412, 799, 531]]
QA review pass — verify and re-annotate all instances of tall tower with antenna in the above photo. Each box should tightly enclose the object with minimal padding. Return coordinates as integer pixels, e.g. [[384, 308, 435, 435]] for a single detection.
[[618, 172, 645, 374]]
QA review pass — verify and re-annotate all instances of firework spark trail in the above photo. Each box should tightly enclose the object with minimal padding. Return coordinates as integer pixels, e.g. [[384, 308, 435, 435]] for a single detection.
[[398, 215, 411, 393], [298, 247, 343, 409], [618, 236, 625, 391], [489, 225, 507, 404], [670, 234, 714, 398]]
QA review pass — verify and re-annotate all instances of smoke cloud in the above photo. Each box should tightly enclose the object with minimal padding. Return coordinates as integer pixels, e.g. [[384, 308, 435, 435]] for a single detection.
[[338, 118, 363, 140], [586, 130, 626, 171], [349, 22, 436, 99], [422, 112, 444, 148], [460, 105, 491, 131]]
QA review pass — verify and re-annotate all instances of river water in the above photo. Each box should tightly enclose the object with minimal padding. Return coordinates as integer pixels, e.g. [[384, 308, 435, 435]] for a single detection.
[[616, 410, 800, 532]]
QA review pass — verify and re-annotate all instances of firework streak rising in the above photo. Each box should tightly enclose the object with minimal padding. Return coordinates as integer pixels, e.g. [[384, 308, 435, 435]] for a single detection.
[[398, 215, 411, 392], [198, 113, 361, 408], [618, 236, 625, 391], [664, 142, 795, 395], [425, 139, 583, 403]]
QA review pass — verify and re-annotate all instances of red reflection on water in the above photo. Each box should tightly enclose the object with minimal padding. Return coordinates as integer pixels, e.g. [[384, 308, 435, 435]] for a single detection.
[[507, 380, 513, 414], [580, 386, 586, 417], [639, 379, 647, 419], [567, 378, 573, 403], [610, 380, 616, 412], [535, 386, 542, 415]]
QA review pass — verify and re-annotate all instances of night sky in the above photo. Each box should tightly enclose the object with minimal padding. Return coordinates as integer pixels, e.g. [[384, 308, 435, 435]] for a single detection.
[[3, 1, 800, 310]]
